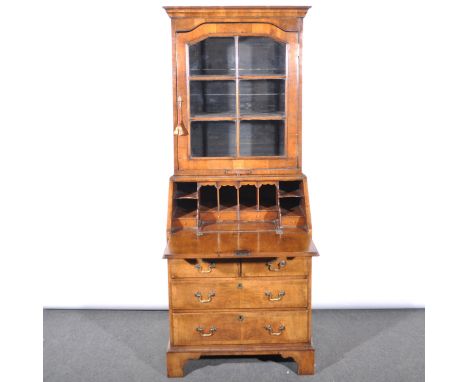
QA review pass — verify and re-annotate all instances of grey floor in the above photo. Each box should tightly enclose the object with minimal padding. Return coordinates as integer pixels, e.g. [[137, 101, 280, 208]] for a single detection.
[[44, 309, 424, 382]]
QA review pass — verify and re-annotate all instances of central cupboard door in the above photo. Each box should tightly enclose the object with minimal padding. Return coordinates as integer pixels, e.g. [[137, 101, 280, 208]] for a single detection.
[[174, 23, 300, 174]]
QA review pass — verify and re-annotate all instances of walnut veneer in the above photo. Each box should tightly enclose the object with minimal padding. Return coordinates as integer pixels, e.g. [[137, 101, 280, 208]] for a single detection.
[[163, 6, 318, 377]]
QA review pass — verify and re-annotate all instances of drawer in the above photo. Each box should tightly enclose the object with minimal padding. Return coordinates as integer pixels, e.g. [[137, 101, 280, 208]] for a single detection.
[[171, 279, 241, 310], [241, 279, 308, 308], [172, 312, 241, 345], [172, 310, 309, 346], [171, 278, 307, 310], [242, 310, 309, 344], [169, 259, 239, 278], [241, 257, 308, 277]]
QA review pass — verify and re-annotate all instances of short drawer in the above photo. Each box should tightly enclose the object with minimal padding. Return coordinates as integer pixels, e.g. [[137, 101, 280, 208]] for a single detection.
[[172, 312, 241, 345], [171, 279, 241, 310], [169, 259, 239, 278], [172, 310, 309, 346], [241, 279, 308, 308], [242, 310, 309, 344], [171, 278, 307, 310], [241, 257, 309, 277]]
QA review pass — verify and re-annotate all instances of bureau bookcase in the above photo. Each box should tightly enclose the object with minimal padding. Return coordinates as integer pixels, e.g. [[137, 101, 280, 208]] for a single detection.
[[163, 6, 319, 377]]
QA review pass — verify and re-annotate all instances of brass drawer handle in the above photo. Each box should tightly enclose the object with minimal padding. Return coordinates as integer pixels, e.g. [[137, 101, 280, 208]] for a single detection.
[[194, 262, 216, 273], [266, 260, 287, 272], [264, 290, 286, 301], [264, 324, 286, 336], [194, 290, 215, 303], [195, 326, 216, 337]]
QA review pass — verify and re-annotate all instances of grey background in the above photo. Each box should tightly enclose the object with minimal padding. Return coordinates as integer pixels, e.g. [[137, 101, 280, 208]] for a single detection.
[[44, 309, 424, 382]]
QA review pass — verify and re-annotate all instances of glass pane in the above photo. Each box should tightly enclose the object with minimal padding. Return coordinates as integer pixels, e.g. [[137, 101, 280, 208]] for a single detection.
[[240, 80, 285, 115], [238, 37, 286, 75], [190, 81, 236, 117], [240, 120, 285, 156], [191, 121, 236, 157], [189, 37, 235, 76]]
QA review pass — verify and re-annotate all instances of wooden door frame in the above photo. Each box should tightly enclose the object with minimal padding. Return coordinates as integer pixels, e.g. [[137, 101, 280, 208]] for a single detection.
[[174, 23, 301, 175]]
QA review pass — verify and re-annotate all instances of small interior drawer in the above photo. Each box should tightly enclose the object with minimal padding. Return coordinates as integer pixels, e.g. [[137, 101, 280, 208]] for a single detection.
[[241, 257, 309, 277], [169, 259, 239, 278]]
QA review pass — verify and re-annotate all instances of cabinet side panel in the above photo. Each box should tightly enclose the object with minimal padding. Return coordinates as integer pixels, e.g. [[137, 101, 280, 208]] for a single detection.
[[170, 20, 179, 172], [297, 18, 304, 169], [302, 176, 312, 234], [308, 257, 312, 342], [168, 260, 175, 346], [166, 180, 174, 240]]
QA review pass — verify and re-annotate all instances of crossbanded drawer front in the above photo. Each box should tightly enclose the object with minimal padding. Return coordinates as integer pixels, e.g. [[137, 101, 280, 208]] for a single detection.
[[241, 279, 308, 308], [241, 257, 308, 277], [171, 279, 307, 310], [171, 279, 241, 310], [172, 312, 241, 346], [172, 310, 309, 346], [169, 259, 239, 278], [241, 310, 309, 344]]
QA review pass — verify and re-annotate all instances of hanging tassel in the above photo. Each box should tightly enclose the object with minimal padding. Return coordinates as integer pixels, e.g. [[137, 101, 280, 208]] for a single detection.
[[173, 96, 187, 136]]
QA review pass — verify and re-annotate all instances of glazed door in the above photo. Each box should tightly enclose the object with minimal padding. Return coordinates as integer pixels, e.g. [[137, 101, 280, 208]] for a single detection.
[[174, 23, 300, 175]]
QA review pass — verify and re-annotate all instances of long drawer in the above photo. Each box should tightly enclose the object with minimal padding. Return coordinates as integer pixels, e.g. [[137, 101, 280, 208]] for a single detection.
[[172, 310, 309, 346], [171, 278, 308, 310]]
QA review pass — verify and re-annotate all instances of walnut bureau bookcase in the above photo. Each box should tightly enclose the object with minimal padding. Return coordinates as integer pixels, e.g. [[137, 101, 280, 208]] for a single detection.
[[163, 6, 319, 377]]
